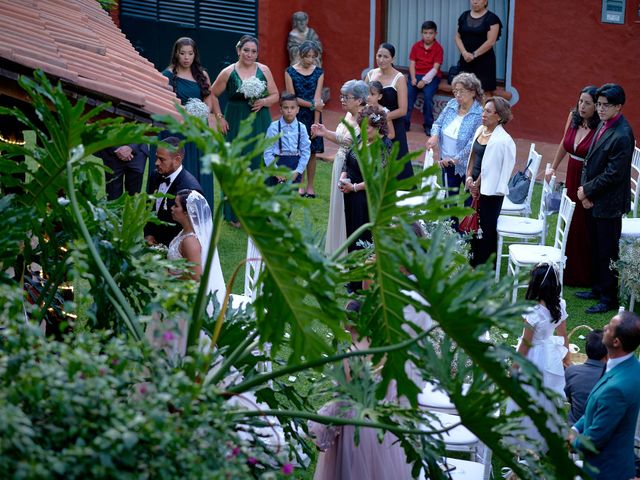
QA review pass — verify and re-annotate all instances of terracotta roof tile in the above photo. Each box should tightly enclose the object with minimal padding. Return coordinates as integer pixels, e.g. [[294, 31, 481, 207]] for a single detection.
[[0, 0, 180, 121]]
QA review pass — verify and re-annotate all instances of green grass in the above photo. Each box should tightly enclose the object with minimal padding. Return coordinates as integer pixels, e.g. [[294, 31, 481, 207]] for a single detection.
[[216, 159, 334, 294], [498, 184, 617, 340]]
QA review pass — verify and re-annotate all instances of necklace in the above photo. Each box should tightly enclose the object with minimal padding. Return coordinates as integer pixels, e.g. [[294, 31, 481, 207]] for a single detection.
[[480, 127, 494, 137]]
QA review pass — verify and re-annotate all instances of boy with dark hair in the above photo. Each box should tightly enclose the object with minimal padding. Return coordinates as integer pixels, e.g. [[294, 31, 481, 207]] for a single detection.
[[405, 20, 444, 136], [264, 91, 311, 185], [564, 329, 607, 424]]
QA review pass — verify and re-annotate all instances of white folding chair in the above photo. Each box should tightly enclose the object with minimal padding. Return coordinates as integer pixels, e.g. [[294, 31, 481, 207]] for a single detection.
[[495, 171, 556, 281], [500, 143, 542, 216], [507, 189, 575, 303], [621, 146, 640, 239], [230, 237, 263, 308], [417, 381, 471, 414]]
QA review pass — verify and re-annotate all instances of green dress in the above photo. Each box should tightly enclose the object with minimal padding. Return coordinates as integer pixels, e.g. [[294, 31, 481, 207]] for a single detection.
[[161, 69, 214, 207], [222, 66, 272, 221]]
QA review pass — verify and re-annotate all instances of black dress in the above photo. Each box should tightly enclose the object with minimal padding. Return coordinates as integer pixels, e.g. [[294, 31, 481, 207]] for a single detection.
[[378, 73, 413, 180], [287, 65, 324, 154], [342, 137, 393, 252], [457, 10, 502, 92]]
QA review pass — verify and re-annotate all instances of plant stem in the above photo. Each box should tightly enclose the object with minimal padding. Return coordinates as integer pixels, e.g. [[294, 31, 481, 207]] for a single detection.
[[228, 328, 432, 394], [330, 222, 374, 261], [204, 329, 260, 387], [65, 160, 142, 340], [231, 408, 459, 437]]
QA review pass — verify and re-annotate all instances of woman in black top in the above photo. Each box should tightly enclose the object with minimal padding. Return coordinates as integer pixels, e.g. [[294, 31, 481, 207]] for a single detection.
[[339, 106, 392, 254], [455, 0, 502, 93]]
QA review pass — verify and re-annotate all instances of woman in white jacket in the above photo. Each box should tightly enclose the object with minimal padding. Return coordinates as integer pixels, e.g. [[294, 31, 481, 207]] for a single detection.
[[465, 96, 515, 267]]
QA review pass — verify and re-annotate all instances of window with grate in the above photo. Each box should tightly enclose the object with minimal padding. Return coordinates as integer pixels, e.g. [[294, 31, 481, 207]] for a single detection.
[[199, 0, 258, 35], [158, 0, 196, 26], [120, 0, 159, 19]]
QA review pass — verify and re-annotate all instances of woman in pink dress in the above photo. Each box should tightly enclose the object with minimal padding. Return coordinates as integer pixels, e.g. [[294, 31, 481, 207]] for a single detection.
[[548, 86, 598, 287]]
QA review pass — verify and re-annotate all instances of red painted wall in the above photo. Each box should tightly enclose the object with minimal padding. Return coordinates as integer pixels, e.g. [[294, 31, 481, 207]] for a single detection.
[[509, 0, 640, 142], [259, 0, 384, 108]]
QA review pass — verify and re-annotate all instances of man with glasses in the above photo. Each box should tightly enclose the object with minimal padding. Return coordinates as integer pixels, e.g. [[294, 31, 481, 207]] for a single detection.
[[577, 84, 635, 314]]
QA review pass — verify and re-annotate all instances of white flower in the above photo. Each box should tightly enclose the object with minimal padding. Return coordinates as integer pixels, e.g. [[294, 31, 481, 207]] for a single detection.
[[184, 98, 210, 121], [237, 76, 267, 101]]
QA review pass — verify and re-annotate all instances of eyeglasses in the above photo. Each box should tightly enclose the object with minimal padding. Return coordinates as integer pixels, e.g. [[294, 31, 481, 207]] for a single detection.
[[596, 102, 616, 110], [340, 95, 356, 101], [452, 88, 469, 96]]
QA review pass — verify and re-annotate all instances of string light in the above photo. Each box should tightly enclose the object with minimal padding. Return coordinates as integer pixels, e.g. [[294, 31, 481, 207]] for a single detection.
[[0, 134, 26, 146]]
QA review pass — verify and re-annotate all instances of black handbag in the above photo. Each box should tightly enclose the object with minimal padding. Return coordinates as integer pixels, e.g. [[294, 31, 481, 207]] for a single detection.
[[507, 158, 533, 204]]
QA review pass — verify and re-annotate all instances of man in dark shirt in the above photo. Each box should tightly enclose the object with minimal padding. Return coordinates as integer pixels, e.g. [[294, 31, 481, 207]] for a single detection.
[[577, 83, 635, 314], [564, 329, 607, 425]]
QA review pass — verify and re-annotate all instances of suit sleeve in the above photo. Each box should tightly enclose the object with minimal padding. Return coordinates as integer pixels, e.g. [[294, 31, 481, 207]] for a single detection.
[[582, 134, 634, 199], [572, 385, 627, 452], [296, 126, 311, 174]]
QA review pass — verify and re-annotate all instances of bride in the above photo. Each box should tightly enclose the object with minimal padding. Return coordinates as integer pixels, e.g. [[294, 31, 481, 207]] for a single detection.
[[168, 189, 226, 306]]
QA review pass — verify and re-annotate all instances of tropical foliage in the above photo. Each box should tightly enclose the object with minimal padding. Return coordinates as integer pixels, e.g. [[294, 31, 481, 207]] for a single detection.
[[0, 71, 587, 479]]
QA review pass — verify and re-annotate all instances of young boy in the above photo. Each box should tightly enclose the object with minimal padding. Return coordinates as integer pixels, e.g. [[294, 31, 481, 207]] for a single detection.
[[263, 92, 311, 186], [405, 20, 444, 137]]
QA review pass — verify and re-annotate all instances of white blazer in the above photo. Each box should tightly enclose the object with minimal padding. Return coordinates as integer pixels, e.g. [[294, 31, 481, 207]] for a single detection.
[[468, 124, 516, 196]]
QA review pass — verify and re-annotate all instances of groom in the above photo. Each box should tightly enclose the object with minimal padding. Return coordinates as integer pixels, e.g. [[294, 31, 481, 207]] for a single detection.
[[569, 311, 640, 480], [144, 136, 203, 247]]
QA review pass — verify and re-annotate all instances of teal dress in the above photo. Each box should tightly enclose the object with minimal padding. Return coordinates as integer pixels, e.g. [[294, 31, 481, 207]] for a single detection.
[[162, 69, 214, 207], [222, 66, 272, 221]]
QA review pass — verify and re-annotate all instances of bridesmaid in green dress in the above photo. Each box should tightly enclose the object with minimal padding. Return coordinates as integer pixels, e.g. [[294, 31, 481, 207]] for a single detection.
[[209, 35, 279, 226], [162, 37, 214, 206]]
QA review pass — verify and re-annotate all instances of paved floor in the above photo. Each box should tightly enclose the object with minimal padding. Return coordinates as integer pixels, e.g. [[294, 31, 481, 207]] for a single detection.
[[313, 108, 564, 184]]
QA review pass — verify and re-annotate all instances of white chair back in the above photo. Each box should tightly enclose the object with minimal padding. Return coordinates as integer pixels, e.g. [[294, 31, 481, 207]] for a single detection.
[[538, 173, 556, 244], [630, 146, 640, 217], [553, 189, 576, 258], [522, 143, 542, 214], [244, 237, 263, 301]]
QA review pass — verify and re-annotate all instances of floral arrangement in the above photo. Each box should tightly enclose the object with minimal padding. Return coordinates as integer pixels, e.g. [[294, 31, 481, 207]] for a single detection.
[[613, 238, 640, 300], [184, 98, 210, 122], [237, 76, 267, 105]]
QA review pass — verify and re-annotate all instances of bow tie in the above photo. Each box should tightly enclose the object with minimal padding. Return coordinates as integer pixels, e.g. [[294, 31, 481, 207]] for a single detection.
[[160, 176, 171, 186]]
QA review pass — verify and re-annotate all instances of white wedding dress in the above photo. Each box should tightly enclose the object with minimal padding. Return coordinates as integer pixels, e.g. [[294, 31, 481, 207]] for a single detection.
[[325, 114, 359, 256], [146, 191, 226, 359]]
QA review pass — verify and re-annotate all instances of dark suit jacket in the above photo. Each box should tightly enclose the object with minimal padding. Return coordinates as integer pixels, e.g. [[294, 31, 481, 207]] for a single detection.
[[581, 115, 635, 218], [96, 144, 149, 200], [564, 358, 606, 425], [573, 355, 640, 480], [144, 167, 203, 247]]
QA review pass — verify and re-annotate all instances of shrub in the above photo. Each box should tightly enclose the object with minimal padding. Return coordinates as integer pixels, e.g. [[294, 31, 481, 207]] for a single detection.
[[0, 324, 270, 479]]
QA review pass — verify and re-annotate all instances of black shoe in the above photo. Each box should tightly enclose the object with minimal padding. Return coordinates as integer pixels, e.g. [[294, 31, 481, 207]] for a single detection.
[[585, 302, 617, 314], [575, 291, 599, 300]]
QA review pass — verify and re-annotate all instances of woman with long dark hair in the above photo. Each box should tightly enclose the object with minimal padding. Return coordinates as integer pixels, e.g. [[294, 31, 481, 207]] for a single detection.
[[504, 263, 570, 456], [547, 86, 598, 287], [162, 37, 214, 206], [365, 43, 413, 180]]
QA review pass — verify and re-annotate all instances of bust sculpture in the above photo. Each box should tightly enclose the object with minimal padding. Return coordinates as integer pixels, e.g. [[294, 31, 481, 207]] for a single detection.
[[287, 11, 323, 67]]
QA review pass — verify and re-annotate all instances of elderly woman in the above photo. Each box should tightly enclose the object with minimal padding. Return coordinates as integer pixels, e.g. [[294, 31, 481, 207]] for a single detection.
[[339, 106, 392, 254], [455, 0, 502, 94], [312, 80, 368, 255], [465, 97, 515, 267], [426, 72, 483, 198]]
